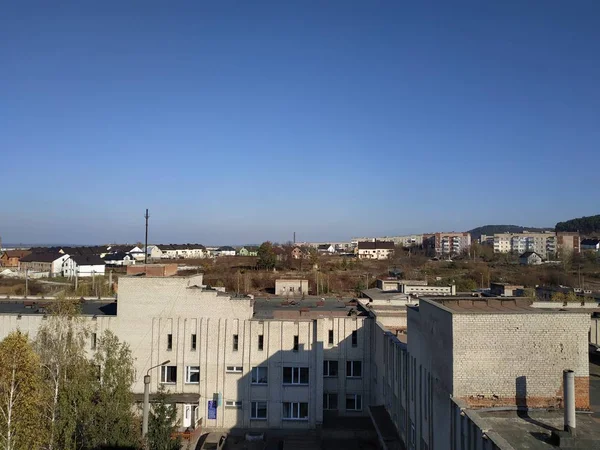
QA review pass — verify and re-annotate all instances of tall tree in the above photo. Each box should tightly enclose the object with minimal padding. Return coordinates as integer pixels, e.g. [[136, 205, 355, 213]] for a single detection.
[[257, 241, 276, 270], [147, 387, 181, 450], [0, 331, 46, 450], [88, 330, 140, 449], [35, 297, 93, 450]]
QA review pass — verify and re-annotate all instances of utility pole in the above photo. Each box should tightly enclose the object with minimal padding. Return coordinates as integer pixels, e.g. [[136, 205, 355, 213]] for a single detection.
[[144, 208, 150, 264], [293, 232, 296, 244], [25, 269, 28, 297]]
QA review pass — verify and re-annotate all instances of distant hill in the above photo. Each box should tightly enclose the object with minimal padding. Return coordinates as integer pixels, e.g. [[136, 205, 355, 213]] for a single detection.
[[468, 225, 552, 241], [555, 214, 600, 235]]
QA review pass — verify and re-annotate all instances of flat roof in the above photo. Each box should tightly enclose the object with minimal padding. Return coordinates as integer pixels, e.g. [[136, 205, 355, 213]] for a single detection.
[[361, 288, 410, 301], [421, 297, 591, 314], [0, 299, 117, 316], [472, 409, 600, 449], [252, 297, 366, 319]]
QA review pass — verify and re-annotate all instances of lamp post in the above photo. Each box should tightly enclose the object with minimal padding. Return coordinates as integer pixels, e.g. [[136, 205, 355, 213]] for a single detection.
[[142, 360, 170, 438]]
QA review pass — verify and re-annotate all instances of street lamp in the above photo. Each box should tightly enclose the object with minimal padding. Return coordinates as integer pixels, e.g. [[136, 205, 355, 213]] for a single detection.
[[142, 360, 170, 438]]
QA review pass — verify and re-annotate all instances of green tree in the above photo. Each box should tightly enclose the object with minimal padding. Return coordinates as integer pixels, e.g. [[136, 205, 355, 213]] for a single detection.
[[257, 242, 276, 270], [147, 387, 181, 450], [551, 291, 567, 302], [35, 297, 93, 450], [88, 330, 140, 449], [0, 332, 46, 450]]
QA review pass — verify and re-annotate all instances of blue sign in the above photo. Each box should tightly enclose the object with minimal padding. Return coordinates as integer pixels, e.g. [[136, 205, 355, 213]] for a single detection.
[[208, 400, 217, 420]]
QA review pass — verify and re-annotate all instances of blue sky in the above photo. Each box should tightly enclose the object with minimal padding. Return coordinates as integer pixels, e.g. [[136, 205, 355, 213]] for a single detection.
[[2, 1, 599, 245]]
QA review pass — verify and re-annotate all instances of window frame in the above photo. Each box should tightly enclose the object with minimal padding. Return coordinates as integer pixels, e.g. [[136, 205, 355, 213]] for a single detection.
[[258, 334, 264, 351], [226, 365, 243, 373], [251, 366, 268, 385], [160, 365, 177, 384], [191, 333, 197, 351], [282, 402, 309, 420], [225, 400, 242, 408], [323, 393, 338, 410], [185, 365, 200, 384], [233, 334, 239, 351], [167, 333, 173, 351], [328, 329, 334, 345], [282, 366, 309, 385], [293, 335, 299, 352], [323, 360, 338, 377], [250, 401, 268, 420], [346, 360, 362, 378], [351, 330, 358, 347], [346, 393, 363, 411]]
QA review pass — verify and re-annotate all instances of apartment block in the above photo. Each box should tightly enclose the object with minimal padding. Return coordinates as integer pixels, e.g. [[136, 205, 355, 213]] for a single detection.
[[423, 232, 471, 256], [484, 231, 580, 258]]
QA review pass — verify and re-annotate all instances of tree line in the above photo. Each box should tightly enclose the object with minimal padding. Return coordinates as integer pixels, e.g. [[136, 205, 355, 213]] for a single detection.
[[555, 214, 600, 235], [0, 297, 181, 450]]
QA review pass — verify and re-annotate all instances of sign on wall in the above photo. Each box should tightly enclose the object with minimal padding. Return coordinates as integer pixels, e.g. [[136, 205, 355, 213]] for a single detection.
[[207, 400, 217, 420]]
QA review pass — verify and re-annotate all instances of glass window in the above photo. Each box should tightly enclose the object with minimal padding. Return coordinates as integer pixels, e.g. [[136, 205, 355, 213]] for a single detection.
[[346, 394, 362, 411], [91, 333, 97, 350], [185, 366, 199, 383], [282, 367, 309, 384], [225, 400, 242, 408], [251, 401, 267, 419], [160, 365, 177, 384], [233, 334, 239, 351], [283, 402, 309, 420], [226, 366, 243, 373], [258, 334, 264, 351], [293, 335, 299, 352], [351, 330, 358, 347], [346, 361, 362, 378], [167, 334, 173, 351], [323, 360, 338, 377], [191, 334, 197, 351], [328, 329, 334, 345], [251, 367, 268, 384], [323, 393, 338, 410]]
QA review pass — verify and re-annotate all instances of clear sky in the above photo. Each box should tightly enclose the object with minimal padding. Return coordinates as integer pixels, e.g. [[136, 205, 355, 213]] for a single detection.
[[2, 1, 599, 245]]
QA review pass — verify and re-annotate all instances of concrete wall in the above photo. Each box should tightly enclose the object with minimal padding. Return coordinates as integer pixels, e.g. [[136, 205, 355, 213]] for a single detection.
[[452, 312, 590, 410], [275, 279, 309, 296]]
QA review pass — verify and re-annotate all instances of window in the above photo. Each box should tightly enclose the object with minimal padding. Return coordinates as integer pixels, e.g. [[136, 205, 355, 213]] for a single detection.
[[293, 335, 299, 352], [328, 329, 334, 345], [282, 367, 309, 384], [226, 366, 243, 373], [160, 366, 177, 384], [233, 334, 239, 351], [346, 394, 362, 411], [251, 367, 268, 384], [191, 334, 197, 351], [225, 400, 242, 408], [346, 361, 362, 378], [167, 334, 173, 351], [283, 402, 308, 420], [323, 393, 338, 410], [323, 360, 338, 377], [251, 401, 267, 420], [91, 333, 97, 350], [185, 366, 199, 383], [351, 330, 358, 347], [258, 334, 264, 351]]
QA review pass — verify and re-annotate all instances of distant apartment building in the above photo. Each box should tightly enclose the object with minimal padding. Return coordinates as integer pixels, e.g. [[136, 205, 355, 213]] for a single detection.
[[423, 232, 471, 256], [482, 231, 580, 258], [357, 240, 395, 260], [352, 235, 423, 247]]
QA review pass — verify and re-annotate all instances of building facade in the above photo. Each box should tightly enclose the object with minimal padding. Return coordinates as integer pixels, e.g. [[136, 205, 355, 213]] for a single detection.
[[274, 279, 309, 296], [423, 232, 471, 256], [485, 232, 580, 259], [357, 241, 395, 260]]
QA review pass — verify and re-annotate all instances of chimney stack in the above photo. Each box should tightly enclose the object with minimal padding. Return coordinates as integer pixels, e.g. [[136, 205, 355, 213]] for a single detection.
[[563, 369, 576, 434]]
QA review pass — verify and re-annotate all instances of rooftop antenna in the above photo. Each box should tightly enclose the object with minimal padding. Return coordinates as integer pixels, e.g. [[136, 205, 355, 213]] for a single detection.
[[144, 209, 149, 264]]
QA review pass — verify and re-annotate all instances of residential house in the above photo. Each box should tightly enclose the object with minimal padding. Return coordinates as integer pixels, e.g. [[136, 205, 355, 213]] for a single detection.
[[357, 240, 395, 260], [0, 250, 31, 267], [291, 246, 307, 260], [519, 251, 543, 266], [317, 244, 336, 254], [149, 244, 207, 259], [19, 252, 70, 277], [107, 245, 145, 261], [581, 238, 600, 252], [214, 246, 236, 257], [490, 282, 525, 297], [238, 246, 259, 257], [63, 255, 106, 278], [103, 251, 136, 267]]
